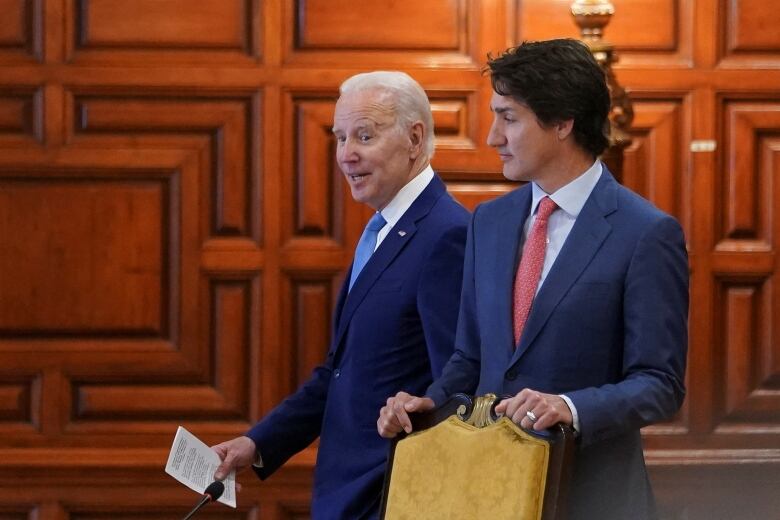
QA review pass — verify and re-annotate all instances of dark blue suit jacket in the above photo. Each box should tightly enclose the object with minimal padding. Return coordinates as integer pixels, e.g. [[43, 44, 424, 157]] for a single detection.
[[427, 167, 688, 520], [247, 175, 469, 519]]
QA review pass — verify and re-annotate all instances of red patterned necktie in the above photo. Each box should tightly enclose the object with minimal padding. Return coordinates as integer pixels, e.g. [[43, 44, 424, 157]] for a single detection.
[[513, 196, 558, 346]]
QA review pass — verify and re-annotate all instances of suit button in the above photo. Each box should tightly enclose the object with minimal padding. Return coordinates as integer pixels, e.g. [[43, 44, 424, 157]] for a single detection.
[[506, 369, 518, 380], [334, 369, 341, 379]]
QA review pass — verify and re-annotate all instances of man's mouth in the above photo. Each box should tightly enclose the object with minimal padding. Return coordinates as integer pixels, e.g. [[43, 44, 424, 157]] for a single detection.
[[348, 173, 370, 182]]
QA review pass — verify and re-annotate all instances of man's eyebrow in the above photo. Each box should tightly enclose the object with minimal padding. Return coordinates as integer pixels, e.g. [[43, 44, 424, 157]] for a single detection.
[[491, 106, 512, 114], [331, 121, 378, 134]]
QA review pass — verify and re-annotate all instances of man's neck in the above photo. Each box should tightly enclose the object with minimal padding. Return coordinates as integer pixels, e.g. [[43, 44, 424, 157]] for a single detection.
[[535, 150, 596, 194]]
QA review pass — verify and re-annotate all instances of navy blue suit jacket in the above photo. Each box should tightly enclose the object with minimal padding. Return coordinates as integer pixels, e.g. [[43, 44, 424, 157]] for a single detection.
[[247, 174, 469, 519], [427, 167, 688, 520]]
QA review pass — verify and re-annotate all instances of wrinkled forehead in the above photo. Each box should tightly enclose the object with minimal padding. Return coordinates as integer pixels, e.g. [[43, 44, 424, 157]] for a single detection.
[[333, 88, 398, 130]]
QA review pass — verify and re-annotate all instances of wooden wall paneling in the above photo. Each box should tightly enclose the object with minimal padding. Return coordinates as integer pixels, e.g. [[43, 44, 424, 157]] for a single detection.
[[68, 0, 262, 64], [0, 0, 28, 46], [71, 91, 261, 241], [77, 0, 248, 49], [0, 86, 43, 145], [280, 90, 372, 263], [0, 0, 38, 63], [718, 0, 780, 68], [713, 279, 774, 424], [0, 373, 40, 434], [427, 79, 507, 173], [718, 100, 779, 246], [0, 450, 314, 518], [416, 76, 501, 172], [0, 175, 166, 334], [208, 277, 258, 419], [709, 97, 780, 445], [622, 95, 691, 230], [297, 0, 461, 50], [284, 95, 342, 245], [721, 0, 780, 54], [279, 273, 336, 397], [256, 81, 282, 422], [429, 79, 518, 210], [444, 178, 515, 212], [677, 85, 717, 444], [0, 145, 242, 447], [69, 275, 256, 425], [513, 0, 694, 67], [278, 88, 356, 425], [429, 92, 477, 152], [518, 0, 676, 49], [283, 0, 481, 67]]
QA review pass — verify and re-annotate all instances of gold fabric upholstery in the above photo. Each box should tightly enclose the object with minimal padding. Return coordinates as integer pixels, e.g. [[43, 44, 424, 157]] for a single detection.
[[384, 416, 550, 520]]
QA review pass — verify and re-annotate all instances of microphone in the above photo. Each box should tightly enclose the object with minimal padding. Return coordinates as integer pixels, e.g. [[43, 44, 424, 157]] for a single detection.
[[182, 481, 225, 520]]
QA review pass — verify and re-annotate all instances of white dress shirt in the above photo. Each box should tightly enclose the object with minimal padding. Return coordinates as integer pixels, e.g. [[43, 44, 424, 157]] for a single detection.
[[373, 164, 435, 249], [523, 159, 603, 433]]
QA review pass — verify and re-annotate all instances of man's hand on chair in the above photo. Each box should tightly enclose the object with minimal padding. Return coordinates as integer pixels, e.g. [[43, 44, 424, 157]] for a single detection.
[[377, 391, 435, 438], [494, 389, 573, 431]]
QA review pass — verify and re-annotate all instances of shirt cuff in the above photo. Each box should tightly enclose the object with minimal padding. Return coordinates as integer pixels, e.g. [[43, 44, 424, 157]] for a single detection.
[[252, 449, 264, 468], [559, 394, 580, 434]]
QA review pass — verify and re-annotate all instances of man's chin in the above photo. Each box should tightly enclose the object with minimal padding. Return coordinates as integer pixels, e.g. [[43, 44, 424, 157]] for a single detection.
[[349, 186, 373, 206], [502, 168, 527, 183]]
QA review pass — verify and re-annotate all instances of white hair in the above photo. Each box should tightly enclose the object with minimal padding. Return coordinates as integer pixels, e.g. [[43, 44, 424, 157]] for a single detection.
[[339, 71, 435, 159]]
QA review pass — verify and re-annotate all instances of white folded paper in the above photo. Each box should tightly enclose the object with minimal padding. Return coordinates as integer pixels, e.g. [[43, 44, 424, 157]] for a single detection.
[[165, 426, 237, 508]]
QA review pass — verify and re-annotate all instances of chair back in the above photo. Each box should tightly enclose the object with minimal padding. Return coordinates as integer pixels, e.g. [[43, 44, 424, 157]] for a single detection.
[[380, 393, 574, 520]]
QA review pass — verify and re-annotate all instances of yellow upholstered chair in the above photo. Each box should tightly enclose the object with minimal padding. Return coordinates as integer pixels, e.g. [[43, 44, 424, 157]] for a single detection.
[[380, 393, 574, 520]]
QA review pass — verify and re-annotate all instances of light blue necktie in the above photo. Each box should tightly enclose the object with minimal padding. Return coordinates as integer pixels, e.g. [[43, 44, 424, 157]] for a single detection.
[[349, 212, 387, 291]]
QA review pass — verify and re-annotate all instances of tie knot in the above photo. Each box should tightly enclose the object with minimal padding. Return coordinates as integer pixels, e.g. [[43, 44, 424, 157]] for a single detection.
[[536, 196, 558, 221], [366, 212, 387, 232]]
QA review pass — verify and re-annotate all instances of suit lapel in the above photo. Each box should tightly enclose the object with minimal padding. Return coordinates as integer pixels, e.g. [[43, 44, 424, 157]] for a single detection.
[[329, 272, 350, 350], [511, 171, 618, 363], [332, 176, 447, 351], [489, 188, 531, 358]]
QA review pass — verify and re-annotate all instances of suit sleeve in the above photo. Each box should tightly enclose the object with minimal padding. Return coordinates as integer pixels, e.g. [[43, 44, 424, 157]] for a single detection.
[[245, 359, 332, 479], [416, 223, 468, 378], [567, 215, 689, 447], [425, 207, 483, 405]]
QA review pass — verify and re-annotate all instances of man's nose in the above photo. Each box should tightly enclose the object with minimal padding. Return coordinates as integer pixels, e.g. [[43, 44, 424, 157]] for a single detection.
[[486, 120, 504, 147], [338, 140, 358, 163]]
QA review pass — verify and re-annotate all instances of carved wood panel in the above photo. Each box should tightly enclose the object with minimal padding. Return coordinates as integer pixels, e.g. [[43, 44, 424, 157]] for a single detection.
[[723, 0, 780, 54], [70, 0, 261, 64], [0, 0, 35, 62], [514, 0, 693, 66], [296, 0, 463, 51]]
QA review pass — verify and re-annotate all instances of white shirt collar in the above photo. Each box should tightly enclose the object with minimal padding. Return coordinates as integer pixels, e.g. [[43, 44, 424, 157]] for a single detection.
[[378, 164, 435, 228], [530, 160, 603, 218]]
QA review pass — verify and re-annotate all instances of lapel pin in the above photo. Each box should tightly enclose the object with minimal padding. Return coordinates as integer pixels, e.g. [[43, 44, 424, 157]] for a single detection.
[[398, 230, 407, 237]]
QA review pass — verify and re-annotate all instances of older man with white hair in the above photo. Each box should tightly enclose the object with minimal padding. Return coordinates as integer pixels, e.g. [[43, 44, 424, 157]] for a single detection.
[[211, 71, 469, 519]]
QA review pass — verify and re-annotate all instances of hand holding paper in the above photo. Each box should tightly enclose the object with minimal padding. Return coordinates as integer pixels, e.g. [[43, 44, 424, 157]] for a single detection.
[[165, 426, 237, 508], [212, 435, 258, 481]]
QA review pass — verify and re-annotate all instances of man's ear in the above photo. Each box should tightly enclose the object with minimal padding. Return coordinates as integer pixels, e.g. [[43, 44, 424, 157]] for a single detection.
[[409, 121, 425, 159], [556, 118, 575, 140]]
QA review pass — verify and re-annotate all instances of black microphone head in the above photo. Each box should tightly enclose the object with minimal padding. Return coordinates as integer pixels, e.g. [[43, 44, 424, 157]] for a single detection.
[[204, 481, 225, 502]]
